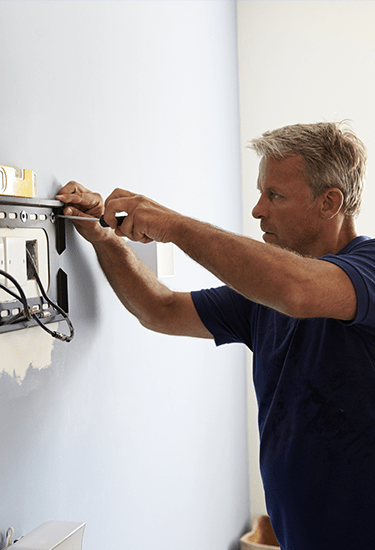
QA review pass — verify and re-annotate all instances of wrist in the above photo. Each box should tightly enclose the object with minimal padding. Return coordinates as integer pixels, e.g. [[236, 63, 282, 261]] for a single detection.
[[169, 214, 207, 248], [91, 229, 123, 248]]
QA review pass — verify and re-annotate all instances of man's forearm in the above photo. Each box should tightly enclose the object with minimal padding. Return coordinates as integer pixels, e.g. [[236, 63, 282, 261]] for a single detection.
[[92, 234, 176, 331], [92, 233, 211, 337]]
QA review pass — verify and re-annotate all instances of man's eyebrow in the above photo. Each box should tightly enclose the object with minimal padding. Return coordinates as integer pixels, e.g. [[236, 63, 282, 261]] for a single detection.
[[257, 184, 281, 193]]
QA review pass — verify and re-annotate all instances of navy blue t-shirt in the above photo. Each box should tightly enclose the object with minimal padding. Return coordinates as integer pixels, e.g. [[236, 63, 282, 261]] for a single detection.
[[191, 236, 375, 550]]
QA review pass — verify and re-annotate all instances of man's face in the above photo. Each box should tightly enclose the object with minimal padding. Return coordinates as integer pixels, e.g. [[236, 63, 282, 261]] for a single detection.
[[252, 155, 324, 256]]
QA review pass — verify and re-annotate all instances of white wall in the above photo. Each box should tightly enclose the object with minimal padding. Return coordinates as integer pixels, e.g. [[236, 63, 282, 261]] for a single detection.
[[0, 2, 250, 549], [237, 0, 375, 521]]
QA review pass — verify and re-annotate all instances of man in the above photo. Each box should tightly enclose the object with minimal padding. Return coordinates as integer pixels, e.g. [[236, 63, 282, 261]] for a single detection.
[[56, 122, 375, 549]]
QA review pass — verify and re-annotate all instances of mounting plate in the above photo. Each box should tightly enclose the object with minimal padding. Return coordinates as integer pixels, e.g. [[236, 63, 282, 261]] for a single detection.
[[0, 196, 68, 334]]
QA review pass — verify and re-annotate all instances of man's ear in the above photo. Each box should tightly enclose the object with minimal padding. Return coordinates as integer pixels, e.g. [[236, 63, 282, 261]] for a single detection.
[[321, 187, 344, 219]]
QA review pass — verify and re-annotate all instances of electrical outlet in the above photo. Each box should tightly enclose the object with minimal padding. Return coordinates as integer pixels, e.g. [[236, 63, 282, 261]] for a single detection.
[[3, 236, 27, 288], [0, 228, 49, 300]]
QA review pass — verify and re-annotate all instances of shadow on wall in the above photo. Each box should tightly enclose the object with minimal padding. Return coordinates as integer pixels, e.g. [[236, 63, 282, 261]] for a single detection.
[[229, 520, 251, 550], [62, 222, 101, 325]]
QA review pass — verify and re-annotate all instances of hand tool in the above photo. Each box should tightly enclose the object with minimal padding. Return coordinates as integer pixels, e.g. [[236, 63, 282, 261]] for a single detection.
[[57, 214, 127, 227]]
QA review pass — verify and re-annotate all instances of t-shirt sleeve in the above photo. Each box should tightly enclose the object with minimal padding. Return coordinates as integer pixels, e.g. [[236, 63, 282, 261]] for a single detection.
[[321, 242, 375, 328], [191, 286, 254, 347]]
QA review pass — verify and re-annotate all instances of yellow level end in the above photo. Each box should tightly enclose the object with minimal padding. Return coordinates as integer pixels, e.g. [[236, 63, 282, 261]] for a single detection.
[[0, 165, 36, 198]]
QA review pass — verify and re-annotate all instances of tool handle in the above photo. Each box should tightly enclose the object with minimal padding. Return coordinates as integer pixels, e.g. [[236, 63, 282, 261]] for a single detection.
[[99, 214, 127, 228]]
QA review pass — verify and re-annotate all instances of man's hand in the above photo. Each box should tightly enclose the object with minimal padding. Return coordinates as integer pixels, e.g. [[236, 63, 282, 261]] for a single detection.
[[55, 181, 110, 243], [103, 188, 180, 243]]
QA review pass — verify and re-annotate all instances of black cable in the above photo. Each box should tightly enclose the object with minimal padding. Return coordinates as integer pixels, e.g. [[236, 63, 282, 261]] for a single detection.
[[25, 248, 74, 342], [0, 255, 74, 342], [0, 282, 27, 303], [0, 279, 55, 330], [0, 308, 27, 325]]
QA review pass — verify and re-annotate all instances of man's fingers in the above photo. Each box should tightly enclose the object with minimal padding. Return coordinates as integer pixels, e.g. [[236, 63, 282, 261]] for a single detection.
[[56, 192, 86, 205], [104, 188, 135, 207], [56, 181, 104, 216], [62, 205, 94, 218], [103, 197, 133, 229], [56, 181, 85, 200]]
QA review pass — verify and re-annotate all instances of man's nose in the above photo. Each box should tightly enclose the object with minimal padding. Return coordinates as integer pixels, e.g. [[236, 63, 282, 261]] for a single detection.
[[252, 194, 267, 219]]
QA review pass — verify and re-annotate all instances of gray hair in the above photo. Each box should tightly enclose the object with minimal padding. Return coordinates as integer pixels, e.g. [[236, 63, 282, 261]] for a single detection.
[[248, 121, 367, 217]]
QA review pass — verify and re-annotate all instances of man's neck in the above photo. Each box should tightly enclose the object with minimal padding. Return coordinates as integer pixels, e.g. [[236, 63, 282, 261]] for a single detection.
[[315, 217, 357, 257]]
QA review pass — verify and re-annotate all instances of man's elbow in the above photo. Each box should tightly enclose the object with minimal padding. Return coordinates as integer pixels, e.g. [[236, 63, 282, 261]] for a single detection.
[[278, 287, 311, 319], [136, 294, 182, 335]]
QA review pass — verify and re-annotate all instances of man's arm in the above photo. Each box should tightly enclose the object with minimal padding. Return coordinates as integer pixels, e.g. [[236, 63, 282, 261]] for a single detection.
[[55, 182, 212, 338], [169, 217, 357, 320], [93, 234, 212, 338], [101, 188, 357, 321]]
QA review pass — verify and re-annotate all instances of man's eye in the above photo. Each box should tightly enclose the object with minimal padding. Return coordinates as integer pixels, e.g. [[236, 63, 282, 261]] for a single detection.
[[270, 192, 280, 199]]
